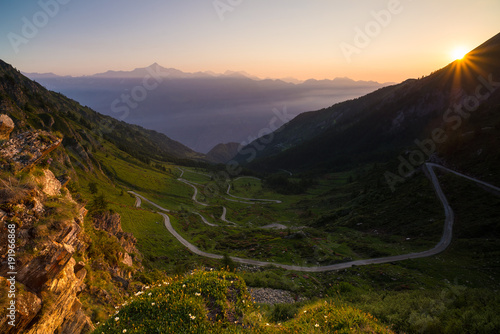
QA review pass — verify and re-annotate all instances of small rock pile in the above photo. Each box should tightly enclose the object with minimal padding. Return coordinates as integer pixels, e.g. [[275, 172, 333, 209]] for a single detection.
[[249, 287, 305, 304], [0, 125, 62, 171]]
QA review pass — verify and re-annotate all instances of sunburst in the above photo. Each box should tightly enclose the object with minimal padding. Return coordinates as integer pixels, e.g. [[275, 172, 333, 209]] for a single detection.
[[451, 47, 468, 61]]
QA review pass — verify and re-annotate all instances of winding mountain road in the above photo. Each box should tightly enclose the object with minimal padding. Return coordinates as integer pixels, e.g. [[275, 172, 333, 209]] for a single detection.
[[177, 179, 209, 206], [427, 163, 500, 194], [159, 212, 223, 260], [177, 168, 263, 205], [128, 191, 170, 212], [129, 163, 498, 272], [193, 212, 217, 227], [133, 195, 141, 208], [220, 206, 236, 226]]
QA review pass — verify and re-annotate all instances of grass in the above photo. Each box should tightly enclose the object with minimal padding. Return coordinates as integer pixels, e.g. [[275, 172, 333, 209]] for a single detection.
[[72, 142, 492, 270], [9, 64, 499, 333], [154, 166, 446, 266], [114, 204, 209, 272], [77, 147, 455, 269], [180, 168, 212, 184], [92, 270, 393, 334]]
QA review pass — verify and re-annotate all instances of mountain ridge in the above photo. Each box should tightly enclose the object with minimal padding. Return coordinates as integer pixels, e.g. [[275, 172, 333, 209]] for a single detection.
[[23, 63, 391, 85], [22, 65, 388, 153], [236, 32, 500, 180]]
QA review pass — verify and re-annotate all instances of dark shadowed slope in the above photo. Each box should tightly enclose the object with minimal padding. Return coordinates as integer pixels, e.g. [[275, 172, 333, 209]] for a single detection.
[[206, 142, 240, 163], [236, 33, 500, 173]]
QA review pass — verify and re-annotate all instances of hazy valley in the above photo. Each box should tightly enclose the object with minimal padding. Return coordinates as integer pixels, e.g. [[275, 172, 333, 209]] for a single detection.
[[24, 65, 387, 153]]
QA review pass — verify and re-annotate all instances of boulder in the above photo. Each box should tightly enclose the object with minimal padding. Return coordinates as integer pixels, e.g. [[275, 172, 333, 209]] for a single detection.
[[0, 114, 14, 140]]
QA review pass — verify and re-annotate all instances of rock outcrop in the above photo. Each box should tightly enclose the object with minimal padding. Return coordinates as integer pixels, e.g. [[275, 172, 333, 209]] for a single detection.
[[0, 126, 145, 333], [93, 212, 141, 267], [0, 130, 62, 172], [0, 169, 94, 334], [0, 114, 14, 140]]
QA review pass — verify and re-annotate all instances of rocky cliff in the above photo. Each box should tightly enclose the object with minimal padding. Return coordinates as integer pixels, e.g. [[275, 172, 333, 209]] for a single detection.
[[0, 166, 93, 334], [0, 118, 142, 334]]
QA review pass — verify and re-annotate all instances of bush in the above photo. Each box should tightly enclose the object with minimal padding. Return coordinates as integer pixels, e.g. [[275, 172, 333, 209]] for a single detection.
[[88, 194, 108, 214], [263, 174, 313, 195], [221, 253, 236, 271], [88, 182, 98, 194], [0, 175, 35, 204], [270, 303, 298, 322], [362, 288, 500, 334], [93, 270, 253, 334]]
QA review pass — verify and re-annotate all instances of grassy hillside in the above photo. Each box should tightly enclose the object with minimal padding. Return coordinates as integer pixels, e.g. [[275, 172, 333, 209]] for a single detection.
[[93, 269, 394, 334]]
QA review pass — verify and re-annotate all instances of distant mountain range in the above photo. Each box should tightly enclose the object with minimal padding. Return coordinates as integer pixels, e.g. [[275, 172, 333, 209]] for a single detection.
[[0, 60, 207, 167], [24, 65, 388, 153]]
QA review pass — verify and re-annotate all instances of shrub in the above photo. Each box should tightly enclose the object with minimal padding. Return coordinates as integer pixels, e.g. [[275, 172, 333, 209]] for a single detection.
[[88, 194, 108, 214], [0, 175, 35, 204], [270, 303, 299, 322], [93, 270, 253, 334], [221, 253, 236, 271], [88, 182, 98, 194]]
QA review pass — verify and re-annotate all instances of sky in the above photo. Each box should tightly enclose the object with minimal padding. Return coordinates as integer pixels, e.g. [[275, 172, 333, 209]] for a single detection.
[[0, 0, 499, 83]]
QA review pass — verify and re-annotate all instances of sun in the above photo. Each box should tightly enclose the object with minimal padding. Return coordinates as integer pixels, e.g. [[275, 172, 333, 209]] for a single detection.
[[451, 47, 468, 61]]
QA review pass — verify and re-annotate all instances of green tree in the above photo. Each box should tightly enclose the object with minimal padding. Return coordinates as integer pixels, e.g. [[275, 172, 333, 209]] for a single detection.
[[88, 182, 98, 194], [221, 253, 235, 271], [89, 193, 108, 214]]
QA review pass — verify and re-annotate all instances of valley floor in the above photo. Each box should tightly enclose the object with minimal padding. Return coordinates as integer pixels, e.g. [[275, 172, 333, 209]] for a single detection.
[[128, 163, 500, 272]]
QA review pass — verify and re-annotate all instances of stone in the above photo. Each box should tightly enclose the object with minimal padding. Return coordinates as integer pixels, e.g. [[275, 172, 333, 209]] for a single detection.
[[37, 169, 62, 197], [0, 114, 14, 140], [25, 258, 89, 334], [0, 130, 62, 172], [248, 287, 306, 304], [56, 307, 94, 334], [0, 277, 42, 332], [120, 252, 133, 267], [12, 241, 75, 293]]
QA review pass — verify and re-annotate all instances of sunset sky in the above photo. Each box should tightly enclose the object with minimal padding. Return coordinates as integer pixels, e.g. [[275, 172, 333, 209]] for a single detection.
[[1, 0, 499, 83]]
